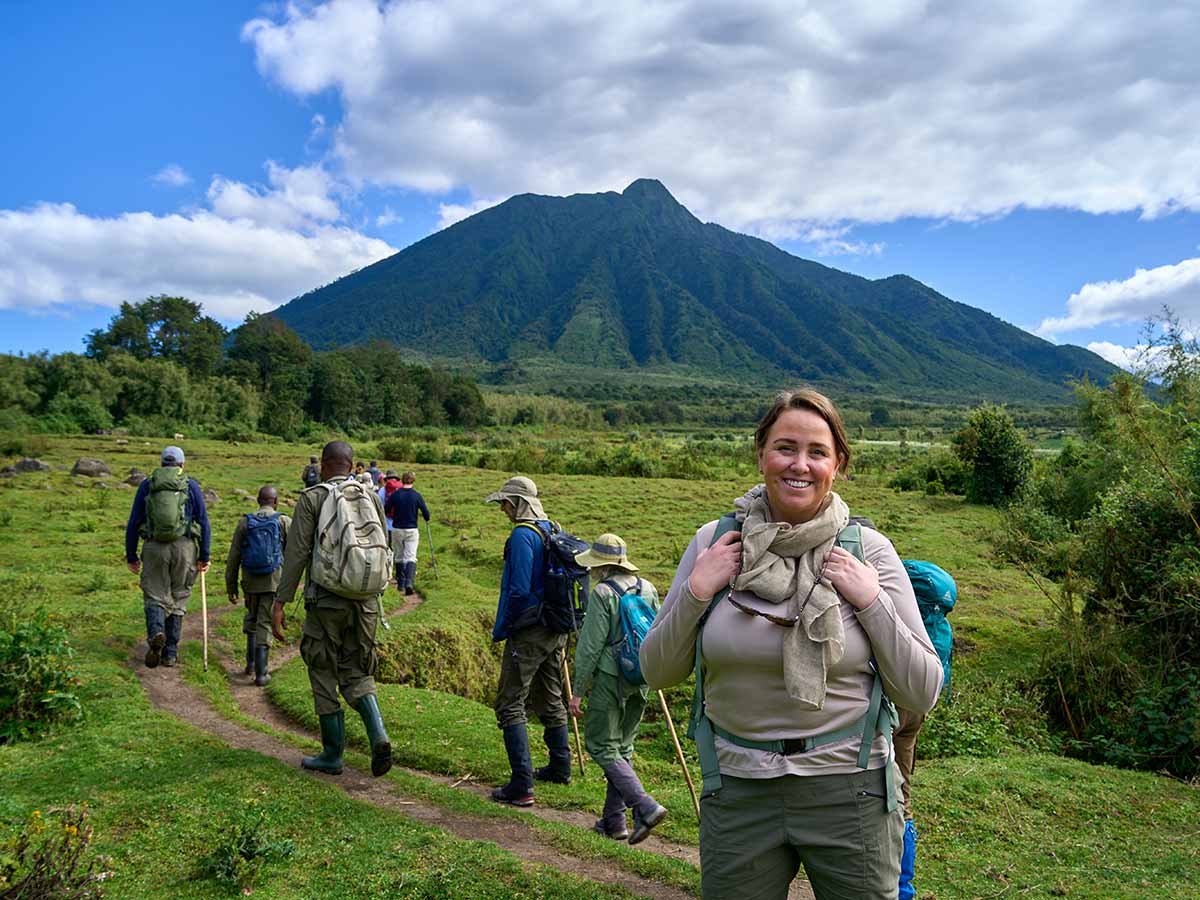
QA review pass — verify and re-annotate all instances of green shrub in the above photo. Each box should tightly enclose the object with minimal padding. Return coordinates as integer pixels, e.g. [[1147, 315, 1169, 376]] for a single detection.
[[0, 805, 111, 899], [196, 801, 295, 894], [376, 437, 415, 461], [952, 403, 1033, 505], [0, 605, 83, 743], [919, 677, 1057, 759], [888, 451, 968, 495]]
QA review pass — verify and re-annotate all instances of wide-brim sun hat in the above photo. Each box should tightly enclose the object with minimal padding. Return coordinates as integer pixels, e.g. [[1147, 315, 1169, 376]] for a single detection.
[[385, 470, 399, 478], [484, 475, 540, 505], [575, 533, 639, 572]]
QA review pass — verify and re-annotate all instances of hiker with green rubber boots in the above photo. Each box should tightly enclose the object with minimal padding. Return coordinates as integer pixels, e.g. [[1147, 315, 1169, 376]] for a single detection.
[[125, 445, 211, 669], [485, 476, 572, 806], [225, 485, 290, 687], [273, 440, 394, 778], [569, 533, 667, 844]]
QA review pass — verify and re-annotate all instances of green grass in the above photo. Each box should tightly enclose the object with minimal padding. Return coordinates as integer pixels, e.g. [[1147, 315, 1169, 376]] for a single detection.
[[2, 433, 1198, 900]]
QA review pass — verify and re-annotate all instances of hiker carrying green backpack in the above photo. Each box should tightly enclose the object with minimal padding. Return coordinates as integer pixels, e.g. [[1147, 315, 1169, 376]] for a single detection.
[[124, 445, 211, 670], [639, 389, 944, 900], [568, 533, 667, 845]]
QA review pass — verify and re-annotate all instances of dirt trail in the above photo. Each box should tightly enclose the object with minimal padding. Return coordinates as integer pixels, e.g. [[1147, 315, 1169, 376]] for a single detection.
[[134, 593, 815, 900]]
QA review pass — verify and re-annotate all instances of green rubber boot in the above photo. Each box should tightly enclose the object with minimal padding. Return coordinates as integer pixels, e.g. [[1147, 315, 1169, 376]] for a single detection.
[[302, 710, 344, 775], [354, 694, 393, 777]]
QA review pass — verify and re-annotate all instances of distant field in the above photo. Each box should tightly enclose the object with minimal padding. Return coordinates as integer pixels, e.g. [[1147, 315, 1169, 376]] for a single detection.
[[1, 433, 1195, 900]]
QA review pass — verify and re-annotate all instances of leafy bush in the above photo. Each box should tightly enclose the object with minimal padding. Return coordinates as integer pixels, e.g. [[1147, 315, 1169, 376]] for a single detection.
[[0, 805, 111, 899], [196, 801, 295, 894], [888, 451, 968, 495], [0, 605, 83, 744], [952, 403, 1033, 505], [918, 678, 1057, 760]]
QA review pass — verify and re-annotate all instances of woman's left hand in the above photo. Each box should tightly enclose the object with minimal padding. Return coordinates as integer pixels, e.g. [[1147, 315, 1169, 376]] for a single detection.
[[821, 546, 879, 611]]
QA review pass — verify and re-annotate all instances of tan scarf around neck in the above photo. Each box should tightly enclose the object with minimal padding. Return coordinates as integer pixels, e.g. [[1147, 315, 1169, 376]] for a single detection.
[[730, 484, 849, 709]]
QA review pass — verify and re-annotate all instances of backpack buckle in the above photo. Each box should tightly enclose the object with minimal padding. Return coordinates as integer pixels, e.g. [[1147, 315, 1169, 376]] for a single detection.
[[781, 737, 809, 755]]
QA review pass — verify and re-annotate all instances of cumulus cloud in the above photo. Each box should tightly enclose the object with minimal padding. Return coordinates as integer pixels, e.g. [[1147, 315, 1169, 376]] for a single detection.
[[436, 197, 502, 230], [151, 164, 191, 187], [1037, 257, 1200, 337], [243, 0, 1200, 236], [1087, 341, 1142, 371], [0, 165, 395, 322], [375, 206, 402, 227]]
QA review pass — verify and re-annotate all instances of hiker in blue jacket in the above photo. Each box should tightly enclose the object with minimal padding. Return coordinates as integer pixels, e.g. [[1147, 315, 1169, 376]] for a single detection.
[[485, 475, 571, 806], [383, 471, 430, 596], [125, 445, 211, 669]]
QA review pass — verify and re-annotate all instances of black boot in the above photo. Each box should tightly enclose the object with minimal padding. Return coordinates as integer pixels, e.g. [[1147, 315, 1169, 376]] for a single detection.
[[404, 561, 416, 596], [491, 723, 534, 806], [302, 710, 344, 774], [533, 724, 572, 784], [144, 606, 165, 668], [394, 562, 404, 591], [244, 634, 256, 675], [254, 644, 271, 687], [353, 694, 393, 777]]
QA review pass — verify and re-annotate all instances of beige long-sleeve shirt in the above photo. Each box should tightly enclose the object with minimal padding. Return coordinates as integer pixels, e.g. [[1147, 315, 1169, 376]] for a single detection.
[[640, 519, 942, 778]]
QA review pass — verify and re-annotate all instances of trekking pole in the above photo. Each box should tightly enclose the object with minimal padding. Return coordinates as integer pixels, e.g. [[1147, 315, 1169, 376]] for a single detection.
[[425, 519, 438, 576], [561, 650, 586, 777], [658, 690, 699, 820], [200, 569, 209, 673]]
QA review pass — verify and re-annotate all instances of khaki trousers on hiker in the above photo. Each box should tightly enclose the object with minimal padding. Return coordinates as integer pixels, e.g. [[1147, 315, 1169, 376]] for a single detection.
[[140, 537, 197, 617], [893, 709, 925, 819], [242, 591, 276, 647], [699, 768, 903, 900], [494, 624, 568, 729], [583, 671, 648, 767], [299, 595, 381, 716], [391, 528, 419, 564]]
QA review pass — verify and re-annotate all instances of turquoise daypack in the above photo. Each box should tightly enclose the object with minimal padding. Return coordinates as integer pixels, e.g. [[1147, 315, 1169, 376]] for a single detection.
[[602, 578, 658, 685], [688, 514, 899, 808], [902, 560, 956, 695]]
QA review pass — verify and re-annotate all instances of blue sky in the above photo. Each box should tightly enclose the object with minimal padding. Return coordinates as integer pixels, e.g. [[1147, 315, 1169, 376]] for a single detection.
[[4, 1, 1199, 369]]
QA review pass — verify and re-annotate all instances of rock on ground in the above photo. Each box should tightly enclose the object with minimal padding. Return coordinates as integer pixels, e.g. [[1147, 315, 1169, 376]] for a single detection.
[[202, 488, 219, 506], [71, 457, 111, 477], [15, 458, 51, 473], [125, 468, 146, 487]]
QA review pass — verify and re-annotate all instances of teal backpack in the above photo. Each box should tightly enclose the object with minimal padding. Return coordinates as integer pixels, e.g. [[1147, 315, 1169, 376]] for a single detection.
[[902, 560, 956, 695], [601, 578, 658, 685]]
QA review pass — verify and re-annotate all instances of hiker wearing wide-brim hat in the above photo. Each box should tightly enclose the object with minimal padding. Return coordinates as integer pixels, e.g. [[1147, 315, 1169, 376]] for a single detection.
[[568, 533, 665, 844], [484, 475, 570, 807]]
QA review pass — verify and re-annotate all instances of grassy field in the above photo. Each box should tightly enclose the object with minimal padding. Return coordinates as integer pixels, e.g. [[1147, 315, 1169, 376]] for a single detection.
[[1, 433, 1197, 899]]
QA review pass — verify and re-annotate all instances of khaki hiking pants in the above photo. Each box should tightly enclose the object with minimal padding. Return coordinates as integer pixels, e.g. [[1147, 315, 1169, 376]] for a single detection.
[[140, 537, 197, 617], [299, 596, 381, 716]]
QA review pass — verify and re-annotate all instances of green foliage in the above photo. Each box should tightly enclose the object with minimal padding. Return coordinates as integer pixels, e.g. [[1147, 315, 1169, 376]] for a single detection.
[[0, 605, 82, 744], [953, 402, 1033, 505], [196, 801, 295, 893], [919, 679, 1057, 760], [0, 806, 110, 899], [887, 450, 968, 495], [85, 295, 226, 378]]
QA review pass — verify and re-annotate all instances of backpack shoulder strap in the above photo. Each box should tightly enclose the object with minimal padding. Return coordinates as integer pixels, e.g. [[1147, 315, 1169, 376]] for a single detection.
[[835, 522, 866, 563], [697, 513, 741, 629]]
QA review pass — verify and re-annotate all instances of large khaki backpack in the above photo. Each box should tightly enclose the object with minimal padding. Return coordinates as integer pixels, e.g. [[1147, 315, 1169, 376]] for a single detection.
[[310, 479, 392, 600], [143, 467, 190, 541]]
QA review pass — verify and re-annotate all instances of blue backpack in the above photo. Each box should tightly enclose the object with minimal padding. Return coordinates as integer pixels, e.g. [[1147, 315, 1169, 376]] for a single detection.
[[603, 578, 658, 685], [902, 560, 956, 694], [242, 512, 283, 575]]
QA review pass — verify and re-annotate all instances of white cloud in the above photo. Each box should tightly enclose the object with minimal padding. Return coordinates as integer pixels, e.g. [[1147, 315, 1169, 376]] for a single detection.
[[207, 161, 342, 230], [436, 197, 502, 230], [1086, 341, 1142, 371], [0, 197, 394, 323], [243, 0, 1200, 235], [151, 164, 191, 187], [375, 206, 402, 227], [1037, 257, 1200, 337]]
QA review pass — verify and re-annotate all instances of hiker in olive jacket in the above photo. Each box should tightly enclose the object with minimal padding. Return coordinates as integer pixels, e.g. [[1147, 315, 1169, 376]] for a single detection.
[[569, 533, 667, 844], [272, 440, 393, 778], [125, 445, 210, 669], [225, 485, 290, 687]]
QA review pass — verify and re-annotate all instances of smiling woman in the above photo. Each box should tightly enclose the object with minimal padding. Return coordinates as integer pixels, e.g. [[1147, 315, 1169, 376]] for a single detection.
[[641, 387, 943, 900]]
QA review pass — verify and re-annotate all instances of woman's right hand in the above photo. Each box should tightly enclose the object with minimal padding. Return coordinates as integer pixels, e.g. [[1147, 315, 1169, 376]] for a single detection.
[[687, 530, 742, 600]]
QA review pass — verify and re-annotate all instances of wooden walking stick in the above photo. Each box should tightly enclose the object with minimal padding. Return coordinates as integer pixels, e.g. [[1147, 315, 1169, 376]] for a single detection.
[[561, 651, 586, 776], [658, 689, 700, 820], [200, 569, 209, 672]]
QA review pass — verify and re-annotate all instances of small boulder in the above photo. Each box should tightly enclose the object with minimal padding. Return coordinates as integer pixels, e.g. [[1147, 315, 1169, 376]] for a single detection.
[[14, 458, 50, 473], [115, 438, 129, 446], [92, 481, 110, 490], [125, 469, 146, 487], [1, 468, 15, 478], [116, 481, 132, 490], [71, 457, 111, 478], [202, 488, 219, 506]]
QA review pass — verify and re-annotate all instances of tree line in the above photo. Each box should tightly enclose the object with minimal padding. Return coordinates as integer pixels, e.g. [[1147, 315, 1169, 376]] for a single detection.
[[1, 296, 489, 440]]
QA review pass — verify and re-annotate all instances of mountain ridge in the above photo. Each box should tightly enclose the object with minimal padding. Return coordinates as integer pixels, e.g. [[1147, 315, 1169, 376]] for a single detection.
[[272, 179, 1117, 402]]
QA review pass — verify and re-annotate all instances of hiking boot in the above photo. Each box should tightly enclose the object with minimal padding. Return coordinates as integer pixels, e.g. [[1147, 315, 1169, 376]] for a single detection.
[[404, 585, 415, 596], [592, 818, 629, 841], [492, 723, 534, 806], [145, 632, 165, 668], [628, 803, 667, 845], [533, 724, 572, 784], [302, 710, 345, 775], [353, 694, 392, 777], [244, 634, 256, 675], [254, 644, 271, 687], [161, 655, 177, 668]]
